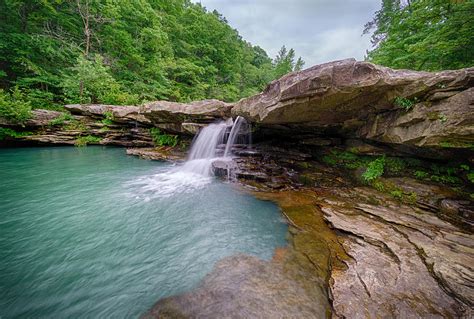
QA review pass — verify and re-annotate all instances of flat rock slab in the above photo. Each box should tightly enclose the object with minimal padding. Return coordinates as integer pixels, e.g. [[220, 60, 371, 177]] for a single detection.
[[318, 187, 474, 318]]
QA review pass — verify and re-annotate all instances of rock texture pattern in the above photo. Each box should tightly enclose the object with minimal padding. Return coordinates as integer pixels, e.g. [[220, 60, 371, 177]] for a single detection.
[[318, 187, 473, 318], [232, 58, 474, 149]]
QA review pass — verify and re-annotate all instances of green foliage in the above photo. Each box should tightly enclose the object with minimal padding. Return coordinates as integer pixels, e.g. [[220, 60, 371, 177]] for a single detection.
[[62, 55, 139, 105], [0, 127, 32, 140], [0, 88, 32, 123], [414, 170, 429, 179], [385, 157, 406, 174], [273, 46, 305, 78], [74, 135, 102, 147], [394, 97, 415, 111], [49, 113, 74, 126], [0, 0, 303, 108], [149, 128, 178, 147], [322, 150, 370, 170], [363, 156, 386, 182], [390, 189, 403, 199], [365, 0, 474, 71], [101, 111, 114, 126]]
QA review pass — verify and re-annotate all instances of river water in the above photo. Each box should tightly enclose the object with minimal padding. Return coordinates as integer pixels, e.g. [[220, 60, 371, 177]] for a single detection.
[[0, 146, 287, 318]]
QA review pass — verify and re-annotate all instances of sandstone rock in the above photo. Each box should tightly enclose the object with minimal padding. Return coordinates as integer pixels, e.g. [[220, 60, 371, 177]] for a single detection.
[[65, 104, 151, 124], [360, 87, 474, 148], [141, 99, 232, 124], [319, 187, 473, 318], [126, 147, 185, 161], [232, 59, 473, 150], [0, 109, 64, 128]]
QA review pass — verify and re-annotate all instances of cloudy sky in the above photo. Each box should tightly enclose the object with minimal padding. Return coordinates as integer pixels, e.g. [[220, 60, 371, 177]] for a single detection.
[[192, 0, 381, 67]]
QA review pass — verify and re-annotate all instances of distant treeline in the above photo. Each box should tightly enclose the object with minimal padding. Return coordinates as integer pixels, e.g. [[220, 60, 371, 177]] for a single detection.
[[0, 0, 303, 112], [365, 0, 473, 71]]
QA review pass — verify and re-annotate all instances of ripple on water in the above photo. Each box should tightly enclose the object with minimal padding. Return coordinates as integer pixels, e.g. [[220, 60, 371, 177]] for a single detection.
[[0, 147, 287, 318]]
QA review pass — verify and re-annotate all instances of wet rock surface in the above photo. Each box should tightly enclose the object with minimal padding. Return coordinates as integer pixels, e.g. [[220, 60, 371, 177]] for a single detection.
[[142, 254, 330, 319], [318, 187, 474, 318], [126, 147, 186, 162]]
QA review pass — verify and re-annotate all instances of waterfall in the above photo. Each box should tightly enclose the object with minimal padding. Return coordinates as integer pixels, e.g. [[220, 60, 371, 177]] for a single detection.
[[223, 116, 249, 157], [180, 116, 250, 177]]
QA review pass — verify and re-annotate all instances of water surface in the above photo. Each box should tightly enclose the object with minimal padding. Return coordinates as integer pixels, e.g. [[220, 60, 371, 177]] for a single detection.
[[0, 147, 287, 318]]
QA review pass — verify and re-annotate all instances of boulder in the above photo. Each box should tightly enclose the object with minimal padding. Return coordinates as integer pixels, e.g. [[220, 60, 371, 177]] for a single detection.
[[232, 59, 474, 149]]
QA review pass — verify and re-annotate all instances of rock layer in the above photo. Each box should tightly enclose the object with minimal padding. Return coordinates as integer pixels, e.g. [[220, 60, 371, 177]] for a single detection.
[[232, 59, 474, 150], [318, 187, 473, 318]]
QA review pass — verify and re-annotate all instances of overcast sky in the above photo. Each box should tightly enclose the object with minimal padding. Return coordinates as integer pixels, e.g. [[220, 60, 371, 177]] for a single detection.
[[192, 0, 381, 67]]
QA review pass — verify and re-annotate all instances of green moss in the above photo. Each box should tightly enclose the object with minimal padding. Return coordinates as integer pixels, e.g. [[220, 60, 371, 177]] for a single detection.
[[321, 150, 370, 170], [74, 135, 102, 147], [438, 114, 448, 123], [150, 127, 178, 147], [385, 157, 406, 174], [0, 127, 32, 140], [414, 170, 429, 179]]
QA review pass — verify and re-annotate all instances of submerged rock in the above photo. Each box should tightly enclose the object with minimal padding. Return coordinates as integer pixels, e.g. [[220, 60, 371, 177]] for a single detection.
[[142, 254, 329, 319]]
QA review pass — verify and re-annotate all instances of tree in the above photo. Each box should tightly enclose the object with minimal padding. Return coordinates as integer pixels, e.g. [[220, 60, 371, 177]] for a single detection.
[[364, 0, 474, 71], [0, 0, 304, 108], [273, 45, 305, 78]]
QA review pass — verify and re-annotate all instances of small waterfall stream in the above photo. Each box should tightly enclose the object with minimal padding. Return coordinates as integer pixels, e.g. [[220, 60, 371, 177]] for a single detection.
[[180, 116, 250, 177]]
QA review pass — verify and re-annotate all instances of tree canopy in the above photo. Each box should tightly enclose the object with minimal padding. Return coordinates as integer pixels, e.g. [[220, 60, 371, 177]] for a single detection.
[[0, 0, 304, 109], [364, 0, 474, 71]]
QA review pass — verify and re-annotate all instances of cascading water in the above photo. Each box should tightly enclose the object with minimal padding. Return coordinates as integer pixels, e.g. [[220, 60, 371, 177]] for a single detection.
[[180, 122, 228, 176], [130, 117, 250, 198], [180, 116, 250, 177], [223, 116, 251, 157]]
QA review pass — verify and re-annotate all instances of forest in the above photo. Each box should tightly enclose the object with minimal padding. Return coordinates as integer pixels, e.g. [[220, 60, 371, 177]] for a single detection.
[[0, 0, 303, 117], [0, 0, 473, 123]]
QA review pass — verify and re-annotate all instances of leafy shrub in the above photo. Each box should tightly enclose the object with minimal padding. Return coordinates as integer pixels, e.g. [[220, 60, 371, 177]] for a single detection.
[[394, 97, 415, 111], [101, 111, 114, 126], [362, 156, 385, 182], [322, 150, 369, 170], [0, 127, 32, 140], [23, 89, 62, 110], [74, 135, 102, 147], [149, 128, 178, 147], [49, 113, 74, 126], [62, 55, 139, 105], [0, 88, 32, 123], [414, 170, 429, 179]]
